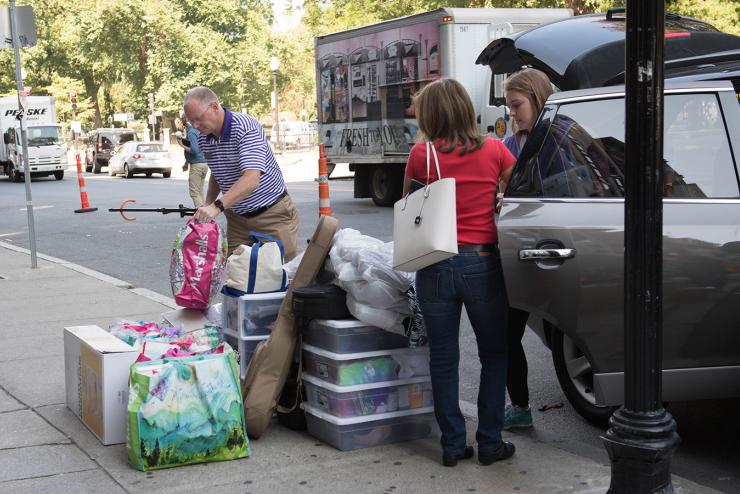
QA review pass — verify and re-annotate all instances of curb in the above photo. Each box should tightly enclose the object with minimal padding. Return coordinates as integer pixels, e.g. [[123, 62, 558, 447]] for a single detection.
[[0, 240, 177, 307]]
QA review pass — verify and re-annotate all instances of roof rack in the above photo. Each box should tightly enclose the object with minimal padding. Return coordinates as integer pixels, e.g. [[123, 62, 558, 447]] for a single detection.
[[606, 8, 683, 21]]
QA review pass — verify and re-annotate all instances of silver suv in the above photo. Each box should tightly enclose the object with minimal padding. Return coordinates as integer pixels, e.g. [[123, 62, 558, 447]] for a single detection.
[[500, 80, 740, 425]]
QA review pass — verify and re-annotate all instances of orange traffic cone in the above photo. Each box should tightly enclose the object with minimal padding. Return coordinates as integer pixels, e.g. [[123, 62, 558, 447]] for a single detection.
[[74, 153, 98, 213], [318, 143, 332, 217]]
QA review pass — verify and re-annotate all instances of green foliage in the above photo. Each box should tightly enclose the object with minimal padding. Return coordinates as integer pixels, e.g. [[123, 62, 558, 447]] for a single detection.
[[666, 0, 739, 35], [2, 0, 735, 132]]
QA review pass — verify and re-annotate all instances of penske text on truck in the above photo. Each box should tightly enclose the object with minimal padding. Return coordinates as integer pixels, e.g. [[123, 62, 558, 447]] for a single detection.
[[0, 95, 68, 182], [314, 7, 572, 206]]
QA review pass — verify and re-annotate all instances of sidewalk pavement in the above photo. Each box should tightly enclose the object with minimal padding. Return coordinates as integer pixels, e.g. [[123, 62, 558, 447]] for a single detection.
[[0, 242, 718, 494]]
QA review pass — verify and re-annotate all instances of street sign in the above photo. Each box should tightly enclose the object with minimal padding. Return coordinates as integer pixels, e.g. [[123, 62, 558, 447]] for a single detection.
[[148, 115, 156, 125], [0, 6, 37, 48], [113, 113, 129, 122], [71, 120, 81, 133]]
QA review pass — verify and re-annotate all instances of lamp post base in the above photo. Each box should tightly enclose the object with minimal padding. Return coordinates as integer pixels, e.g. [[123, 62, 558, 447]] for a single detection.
[[602, 408, 680, 493]]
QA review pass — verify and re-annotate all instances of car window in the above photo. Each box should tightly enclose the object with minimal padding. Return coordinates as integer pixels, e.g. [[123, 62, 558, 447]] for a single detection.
[[119, 132, 136, 145], [101, 132, 136, 148], [136, 144, 163, 152], [664, 93, 738, 198], [538, 98, 626, 198], [531, 93, 738, 199]]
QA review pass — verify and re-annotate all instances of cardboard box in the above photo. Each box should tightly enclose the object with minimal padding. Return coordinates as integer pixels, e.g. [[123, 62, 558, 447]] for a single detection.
[[64, 325, 138, 445]]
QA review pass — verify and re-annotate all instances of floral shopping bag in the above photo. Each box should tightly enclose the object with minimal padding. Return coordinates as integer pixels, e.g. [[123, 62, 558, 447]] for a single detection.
[[127, 349, 249, 471]]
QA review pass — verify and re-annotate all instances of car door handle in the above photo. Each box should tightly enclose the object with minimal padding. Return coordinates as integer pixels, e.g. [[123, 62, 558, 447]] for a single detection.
[[519, 248, 576, 261]]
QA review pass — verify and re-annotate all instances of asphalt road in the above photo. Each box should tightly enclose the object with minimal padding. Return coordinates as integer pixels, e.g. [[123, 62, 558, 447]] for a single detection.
[[1, 163, 738, 492]]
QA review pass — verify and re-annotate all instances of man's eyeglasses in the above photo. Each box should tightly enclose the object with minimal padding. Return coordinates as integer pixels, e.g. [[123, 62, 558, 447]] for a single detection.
[[187, 103, 214, 125]]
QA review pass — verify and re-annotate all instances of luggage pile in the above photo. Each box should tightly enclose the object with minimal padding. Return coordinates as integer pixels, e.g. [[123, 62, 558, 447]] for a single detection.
[[293, 284, 437, 451], [64, 217, 438, 471]]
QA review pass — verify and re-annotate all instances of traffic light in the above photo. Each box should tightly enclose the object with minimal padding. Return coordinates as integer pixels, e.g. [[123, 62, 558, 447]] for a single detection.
[[69, 90, 77, 111], [147, 92, 154, 110]]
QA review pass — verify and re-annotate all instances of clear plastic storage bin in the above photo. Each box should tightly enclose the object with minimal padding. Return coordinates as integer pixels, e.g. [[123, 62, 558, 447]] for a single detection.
[[302, 344, 430, 386], [303, 374, 432, 418], [303, 318, 408, 353], [222, 291, 286, 339], [223, 333, 268, 379], [303, 404, 437, 451]]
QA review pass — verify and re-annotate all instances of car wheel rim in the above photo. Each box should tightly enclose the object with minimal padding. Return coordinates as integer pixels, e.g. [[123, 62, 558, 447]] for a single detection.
[[561, 334, 599, 407]]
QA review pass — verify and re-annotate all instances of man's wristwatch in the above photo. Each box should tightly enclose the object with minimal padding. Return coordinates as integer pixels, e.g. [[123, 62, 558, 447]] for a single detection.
[[214, 199, 225, 212]]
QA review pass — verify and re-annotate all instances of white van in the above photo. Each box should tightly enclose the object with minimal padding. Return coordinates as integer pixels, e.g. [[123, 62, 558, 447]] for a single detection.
[[270, 120, 312, 149]]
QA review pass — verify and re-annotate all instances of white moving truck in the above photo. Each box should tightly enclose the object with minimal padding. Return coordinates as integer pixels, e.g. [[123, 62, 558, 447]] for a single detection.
[[0, 96, 68, 181], [315, 7, 572, 206]]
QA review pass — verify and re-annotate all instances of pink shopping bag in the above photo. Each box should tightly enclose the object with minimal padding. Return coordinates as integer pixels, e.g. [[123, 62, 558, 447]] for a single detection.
[[170, 219, 227, 309]]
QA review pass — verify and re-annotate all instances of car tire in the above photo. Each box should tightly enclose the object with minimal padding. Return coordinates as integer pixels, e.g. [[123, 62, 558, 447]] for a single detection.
[[93, 159, 102, 174], [85, 154, 93, 173], [123, 163, 133, 179], [54, 171, 64, 180], [162, 170, 171, 178], [551, 329, 615, 428], [370, 165, 403, 207]]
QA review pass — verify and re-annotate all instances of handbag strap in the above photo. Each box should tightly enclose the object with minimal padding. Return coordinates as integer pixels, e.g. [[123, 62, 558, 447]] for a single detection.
[[425, 141, 442, 185]]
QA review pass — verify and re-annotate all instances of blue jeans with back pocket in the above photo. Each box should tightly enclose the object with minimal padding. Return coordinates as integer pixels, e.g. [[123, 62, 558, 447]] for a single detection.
[[415, 251, 509, 455]]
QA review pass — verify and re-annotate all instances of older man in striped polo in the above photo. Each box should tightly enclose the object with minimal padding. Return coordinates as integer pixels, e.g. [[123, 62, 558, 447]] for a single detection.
[[183, 86, 299, 260]]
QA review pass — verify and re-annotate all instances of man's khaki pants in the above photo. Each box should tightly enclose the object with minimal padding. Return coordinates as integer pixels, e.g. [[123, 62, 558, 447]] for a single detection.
[[188, 162, 209, 208], [224, 195, 300, 261]]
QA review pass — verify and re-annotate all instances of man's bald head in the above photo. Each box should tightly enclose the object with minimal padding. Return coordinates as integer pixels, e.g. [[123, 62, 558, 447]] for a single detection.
[[184, 87, 220, 109], [183, 87, 224, 136]]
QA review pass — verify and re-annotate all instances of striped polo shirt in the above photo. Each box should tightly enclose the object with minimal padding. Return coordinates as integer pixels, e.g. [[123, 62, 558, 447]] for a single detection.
[[198, 109, 286, 215]]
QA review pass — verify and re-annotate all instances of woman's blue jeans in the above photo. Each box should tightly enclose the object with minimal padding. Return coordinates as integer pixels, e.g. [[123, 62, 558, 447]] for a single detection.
[[416, 251, 509, 456]]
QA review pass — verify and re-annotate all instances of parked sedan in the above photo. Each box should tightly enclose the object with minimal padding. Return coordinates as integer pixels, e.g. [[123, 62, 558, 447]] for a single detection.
[[499, 80, 740, 426], [108, 142, 173, 178]]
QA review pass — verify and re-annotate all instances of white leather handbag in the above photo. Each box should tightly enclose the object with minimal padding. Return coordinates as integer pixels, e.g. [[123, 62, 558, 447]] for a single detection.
[[393, 142, 458, 272]]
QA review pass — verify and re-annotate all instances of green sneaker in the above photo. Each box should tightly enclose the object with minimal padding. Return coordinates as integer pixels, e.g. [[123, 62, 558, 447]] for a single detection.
[[504, 404, 533, 430]]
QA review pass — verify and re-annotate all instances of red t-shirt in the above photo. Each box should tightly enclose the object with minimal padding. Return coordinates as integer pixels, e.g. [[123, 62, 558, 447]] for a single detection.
[[405, 138, 515, 245]]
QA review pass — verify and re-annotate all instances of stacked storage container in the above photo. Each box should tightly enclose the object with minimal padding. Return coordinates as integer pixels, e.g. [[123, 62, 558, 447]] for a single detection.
[[301, 318, 437, 450], [221, 291, 286, 378]]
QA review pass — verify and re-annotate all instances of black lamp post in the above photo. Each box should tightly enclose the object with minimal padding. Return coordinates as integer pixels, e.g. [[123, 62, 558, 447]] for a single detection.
[[602, 2, 681, 492]]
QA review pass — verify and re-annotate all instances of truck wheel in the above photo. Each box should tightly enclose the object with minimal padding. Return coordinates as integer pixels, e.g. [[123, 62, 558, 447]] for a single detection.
[[54, 171, 64, 180], [162, 170, 171, 178], [10, 166, 23, 182], [93, 160, 102, 174], [86, 154, 93, 173], [552, 329, 615, 428], [370, 165, 403, 207]]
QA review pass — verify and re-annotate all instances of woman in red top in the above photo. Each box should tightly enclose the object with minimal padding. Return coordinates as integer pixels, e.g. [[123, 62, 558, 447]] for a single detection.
[[403, 78, 515, 467]]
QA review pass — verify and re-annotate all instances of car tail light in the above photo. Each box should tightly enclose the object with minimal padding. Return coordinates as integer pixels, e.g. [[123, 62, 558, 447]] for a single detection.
[[97, 143, 102, 151], [665, 32, 691, 39], [132, 153, 144, 159]]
